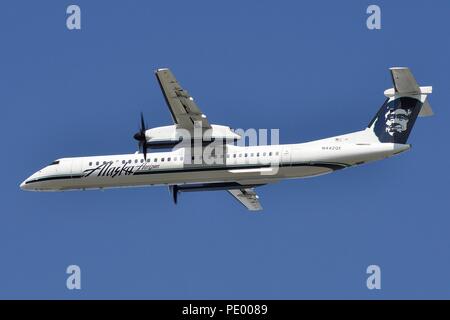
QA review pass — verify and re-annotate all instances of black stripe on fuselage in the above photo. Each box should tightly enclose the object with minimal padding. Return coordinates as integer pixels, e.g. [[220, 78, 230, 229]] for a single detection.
[[25, 174, 83, 185], [24, 162, 349, 185], [132, 162, 348, 176]]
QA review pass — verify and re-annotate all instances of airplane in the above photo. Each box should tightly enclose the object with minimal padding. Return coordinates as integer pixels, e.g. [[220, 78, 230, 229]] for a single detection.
[[20, 67, 433, 211]]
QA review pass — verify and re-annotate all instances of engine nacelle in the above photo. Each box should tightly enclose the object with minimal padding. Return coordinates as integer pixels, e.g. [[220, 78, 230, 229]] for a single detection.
[[145, 124, 241, 148]]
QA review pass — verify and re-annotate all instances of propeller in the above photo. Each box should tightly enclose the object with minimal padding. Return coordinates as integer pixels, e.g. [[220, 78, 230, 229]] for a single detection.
[[169, 185, 179, 204], [133, 112, 148, 160]]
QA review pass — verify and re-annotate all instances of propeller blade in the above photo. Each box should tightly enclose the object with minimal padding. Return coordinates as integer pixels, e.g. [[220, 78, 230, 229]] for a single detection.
[[140, 112, 145, 132], [169, 185, 178, 204], [134, 112, 149, 158], [143, 144, 147, 160]]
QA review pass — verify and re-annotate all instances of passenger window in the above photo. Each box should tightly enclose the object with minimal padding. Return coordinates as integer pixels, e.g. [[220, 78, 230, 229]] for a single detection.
[[276, 152, 279, 156], [251, 153, 254, 157], [239, 154, 242, 157], [269, 152, 272, 156], [263, 152, 266, 156], [161, 158, 164, 162], [168, 157, 171, 161], [244, 153, 248, 157], [89, 162, 92, 166], [257, 153, 260, 157], [128, 160, 131, 164], [174, 157, 177, 161], [146, 159, 150, 163], [154, 158, 157, 162], [96, 161, 99, 165]]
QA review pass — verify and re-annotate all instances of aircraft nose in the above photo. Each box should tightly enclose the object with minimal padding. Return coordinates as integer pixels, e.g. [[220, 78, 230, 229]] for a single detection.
[[20, 174, 35, 191], [20, 180, 28, 190]]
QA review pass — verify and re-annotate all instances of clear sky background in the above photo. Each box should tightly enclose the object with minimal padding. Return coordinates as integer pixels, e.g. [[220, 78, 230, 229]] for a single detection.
[[1, 0, 449, 299]]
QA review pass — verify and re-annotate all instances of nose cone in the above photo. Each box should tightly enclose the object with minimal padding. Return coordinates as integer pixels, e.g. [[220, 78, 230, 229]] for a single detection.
[[20, 171, 41, 191], [20, 179, 29, 190]]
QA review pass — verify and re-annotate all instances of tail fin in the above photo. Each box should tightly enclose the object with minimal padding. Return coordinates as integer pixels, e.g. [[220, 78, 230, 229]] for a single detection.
[[368, 67, 433, 144]]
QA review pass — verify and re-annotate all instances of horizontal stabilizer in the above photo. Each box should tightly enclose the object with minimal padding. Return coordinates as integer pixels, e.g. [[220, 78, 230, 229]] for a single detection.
[[419, 99, 433, 117], [390, 67, 420, 94], [384, 67, 434, 117]]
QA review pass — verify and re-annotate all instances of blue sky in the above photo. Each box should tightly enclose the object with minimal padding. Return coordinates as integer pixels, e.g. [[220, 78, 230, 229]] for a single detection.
[[1, 0, 449, 299]]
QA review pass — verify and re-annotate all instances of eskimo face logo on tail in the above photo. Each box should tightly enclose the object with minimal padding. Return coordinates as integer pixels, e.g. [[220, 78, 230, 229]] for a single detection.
[[384, 108, 412, 136], [372, 97, 422, 144]]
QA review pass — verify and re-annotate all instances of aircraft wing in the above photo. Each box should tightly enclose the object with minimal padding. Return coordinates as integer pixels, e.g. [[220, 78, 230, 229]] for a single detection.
[[155, 68, 211, 130], [227, 188, 262, 211]]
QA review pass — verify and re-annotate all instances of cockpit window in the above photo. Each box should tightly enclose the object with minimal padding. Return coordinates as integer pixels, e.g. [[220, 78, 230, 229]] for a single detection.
[[49, 160, 60, 165]]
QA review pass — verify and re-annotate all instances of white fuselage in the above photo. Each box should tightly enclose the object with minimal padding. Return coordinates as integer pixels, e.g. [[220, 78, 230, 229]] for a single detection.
[[20, 129, 410, 192]]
